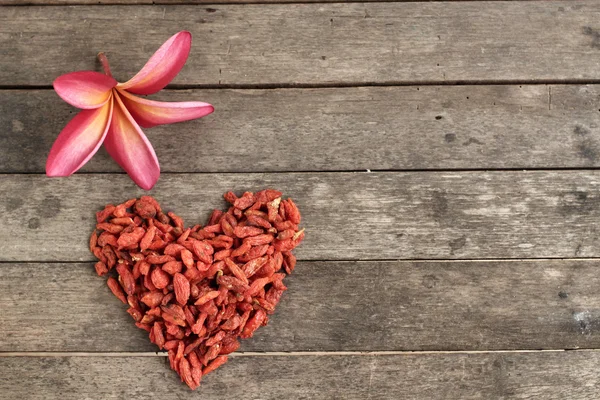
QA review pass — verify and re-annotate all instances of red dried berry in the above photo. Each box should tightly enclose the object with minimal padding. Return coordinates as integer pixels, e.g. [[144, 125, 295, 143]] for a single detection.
[[173, 273, 191, 306], [90, 192, 303, 390]]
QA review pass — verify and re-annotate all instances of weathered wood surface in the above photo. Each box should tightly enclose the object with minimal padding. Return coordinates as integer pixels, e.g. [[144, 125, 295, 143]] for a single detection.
[[4, 85, 600, 173], [3, 172, 600, 261], [1, 351, 599, 399], [2, 260, 599, 352], [2, 0, 532, 4], [2, 2, 600, 86], [3, 0, 600, 399]]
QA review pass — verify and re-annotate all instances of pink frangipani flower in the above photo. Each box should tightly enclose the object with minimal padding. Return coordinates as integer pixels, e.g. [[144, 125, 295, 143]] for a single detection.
[[47, 31, 213, 190]]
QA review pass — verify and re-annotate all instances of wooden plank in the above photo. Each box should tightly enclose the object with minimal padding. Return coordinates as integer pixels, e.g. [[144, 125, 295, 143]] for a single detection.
[[5, 85, 600, 173], [2, 260, 599, 352], [2, 2, 600, 86], [3, 171, 600, 261], [2, 0, 534, 4], [0, 351, 598, 399]]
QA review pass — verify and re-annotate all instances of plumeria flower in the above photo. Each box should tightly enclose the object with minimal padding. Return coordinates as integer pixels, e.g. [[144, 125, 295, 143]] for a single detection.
[[47, 31, 214, 190]]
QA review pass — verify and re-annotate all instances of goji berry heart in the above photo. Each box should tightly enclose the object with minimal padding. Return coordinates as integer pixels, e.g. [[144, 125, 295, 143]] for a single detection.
[[89, 190, 304, 390]]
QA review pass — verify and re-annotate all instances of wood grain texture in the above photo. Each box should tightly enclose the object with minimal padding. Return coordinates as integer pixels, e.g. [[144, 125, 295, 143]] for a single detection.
[[1, 0, 536, 4], [4, 85, 600, 173], [2, 2, 600, 86], [3, 171, 600, 261], [2, 260, 599, 352], [1, 351, 598, 399]]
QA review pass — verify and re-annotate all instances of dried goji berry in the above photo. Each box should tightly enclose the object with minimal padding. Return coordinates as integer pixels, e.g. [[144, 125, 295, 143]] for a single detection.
[[220, 314, 242, 332], [90, 192, 303, 390], [94, 261, 108, 276], [240, 309, 267, 338], [117, 226, 145, 249], [220, 218, 234, 237], [102, 245, 116, 269], [233, 225, 264, 238], [96, 205, 116, 223], [219, 339, 239, 355], [111, 217, 134, 226], [192, 241, 213, 264], [243, 234, 274, 246], [134, 198, 156, 219], [201, 343, 221, 366], [116, 264, 136, 296], [246, 214, 272, 229], [237, 244, 269, 262], [203, 356, 228, 376], [89, 230, 98, 253], [152, 322, 165, 349], [160, 294, 174, 308], [127, 307, 143, 322], [179, 248, 194, 269], [140, 225, 157, 251], [162, 261, 183, 275], [151, 267, 171, 290], [242, 256, 268, 278], [106, 277, 127, 304], [146, 254, 176, 265], [217, 275, 249, 294], [97, 222, 124, 234], [173, 273, 190, 306], [205, 330, 226, 347], [194, 291, 220, 306], [208, 209, 224, 226], [168, 211, 184, 230], [230, 241, 251, 258], [233, 192, 255, 210], [164, 243, 185, 257], [224, 258, 249, 285], [140, 291, 164, 308], [179, 356, 197, 390]]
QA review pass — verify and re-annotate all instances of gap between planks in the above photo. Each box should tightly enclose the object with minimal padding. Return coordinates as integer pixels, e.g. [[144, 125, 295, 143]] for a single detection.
[[5, 257, 600, 264], [0, 0, 562, 7], [2, 350, 598, 357], [7, 78, 600, 91], [7, 167, 600, 176]]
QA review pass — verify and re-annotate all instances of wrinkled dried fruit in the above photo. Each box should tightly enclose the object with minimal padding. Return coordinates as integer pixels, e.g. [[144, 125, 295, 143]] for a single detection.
[[94, 261, 109, 276], [90, 191, 303, 390], [141, 291, 164, 308], [106, 277, 127, 304], [173, 273, 191, 306], [151, 267, 171, 290]]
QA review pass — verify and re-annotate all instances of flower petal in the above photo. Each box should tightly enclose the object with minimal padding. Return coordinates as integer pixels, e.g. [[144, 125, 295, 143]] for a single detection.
[[53, 71, 117, 109], [117, 89, 214, 128], [46, 99, 113, 176], [104, 92, 160, 190], [117, 31, 192, 95]]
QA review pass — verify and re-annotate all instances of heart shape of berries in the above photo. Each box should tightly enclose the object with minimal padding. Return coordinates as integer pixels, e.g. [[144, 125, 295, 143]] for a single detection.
[[89, 190, 304, 390]]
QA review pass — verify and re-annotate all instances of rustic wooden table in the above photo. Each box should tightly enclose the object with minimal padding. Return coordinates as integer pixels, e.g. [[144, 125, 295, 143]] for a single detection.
[[1, 1, 600, 399]]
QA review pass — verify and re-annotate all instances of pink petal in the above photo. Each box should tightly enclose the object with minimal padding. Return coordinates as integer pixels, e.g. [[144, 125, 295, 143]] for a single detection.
[[117, 31, 192, 95], [53, 71, 117, 109], [117, 89, 213, 128], [46, 99, 113, 176], [104, 92, 160, 190]]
